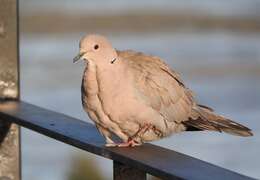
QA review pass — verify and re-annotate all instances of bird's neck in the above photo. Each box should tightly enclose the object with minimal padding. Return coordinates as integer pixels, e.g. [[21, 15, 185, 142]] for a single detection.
[[96, 58, 126, 93]]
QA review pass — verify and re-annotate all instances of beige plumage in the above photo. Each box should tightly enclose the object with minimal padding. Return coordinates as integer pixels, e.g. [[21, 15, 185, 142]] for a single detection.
[[74, 34, 253, 147]]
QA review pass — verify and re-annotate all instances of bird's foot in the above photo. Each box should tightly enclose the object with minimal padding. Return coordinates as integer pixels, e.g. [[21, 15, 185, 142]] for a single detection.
[[117, 139, 141, 147], [105, 139, 141, 147]]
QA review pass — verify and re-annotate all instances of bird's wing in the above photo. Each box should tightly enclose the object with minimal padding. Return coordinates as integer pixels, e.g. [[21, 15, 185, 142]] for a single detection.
[[119, 50, 195, 123]]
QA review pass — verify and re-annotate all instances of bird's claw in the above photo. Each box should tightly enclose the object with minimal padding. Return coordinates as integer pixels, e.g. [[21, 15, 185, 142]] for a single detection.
[[105, 139, 141, 147]]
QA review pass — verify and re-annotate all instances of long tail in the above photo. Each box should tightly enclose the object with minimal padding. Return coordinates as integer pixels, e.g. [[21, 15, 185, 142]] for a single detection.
[[184, 105, 253, 137]]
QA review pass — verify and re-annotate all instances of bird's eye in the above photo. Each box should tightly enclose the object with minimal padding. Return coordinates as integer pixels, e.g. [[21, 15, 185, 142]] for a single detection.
[[94, 44, 99, 50]]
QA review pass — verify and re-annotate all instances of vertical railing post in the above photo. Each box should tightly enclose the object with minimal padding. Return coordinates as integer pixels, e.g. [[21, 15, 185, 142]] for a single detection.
[[0, 0, 21, 180], [113, 161, 146, 180]]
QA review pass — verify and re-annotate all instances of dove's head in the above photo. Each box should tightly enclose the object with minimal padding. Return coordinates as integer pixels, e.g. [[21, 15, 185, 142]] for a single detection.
[[73, 34, 118, 66]]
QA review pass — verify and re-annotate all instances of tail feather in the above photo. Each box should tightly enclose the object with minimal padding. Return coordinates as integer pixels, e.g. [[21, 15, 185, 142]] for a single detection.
[[184, 105, 253, 137]]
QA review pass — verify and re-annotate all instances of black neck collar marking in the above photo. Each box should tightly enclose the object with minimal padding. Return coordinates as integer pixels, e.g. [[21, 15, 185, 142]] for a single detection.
[[110, 58, 117, 64]]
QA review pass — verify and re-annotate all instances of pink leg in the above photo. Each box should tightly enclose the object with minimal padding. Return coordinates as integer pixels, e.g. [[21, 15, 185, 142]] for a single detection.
[[117, 139, 141, 147], [135, 124, 153, 137], [107, 124, 153, 147]]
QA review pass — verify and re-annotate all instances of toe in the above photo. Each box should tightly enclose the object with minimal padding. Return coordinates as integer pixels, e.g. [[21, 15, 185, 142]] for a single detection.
[[105, 143, 117, 147]]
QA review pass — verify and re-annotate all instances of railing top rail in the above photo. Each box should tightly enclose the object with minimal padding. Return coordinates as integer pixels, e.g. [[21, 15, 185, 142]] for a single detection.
[[0, 101, 255, 180]]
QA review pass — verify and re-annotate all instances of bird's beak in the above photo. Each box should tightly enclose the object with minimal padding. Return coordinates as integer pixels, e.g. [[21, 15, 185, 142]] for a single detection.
[[73, 52, 85, 63]]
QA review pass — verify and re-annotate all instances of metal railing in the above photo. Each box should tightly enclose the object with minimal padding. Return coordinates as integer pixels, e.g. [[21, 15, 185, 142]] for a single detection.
[[0, 0, 256, 179]]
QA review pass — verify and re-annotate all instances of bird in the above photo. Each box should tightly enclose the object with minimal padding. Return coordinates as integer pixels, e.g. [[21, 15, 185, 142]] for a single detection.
[[73, 34, 253, 147]]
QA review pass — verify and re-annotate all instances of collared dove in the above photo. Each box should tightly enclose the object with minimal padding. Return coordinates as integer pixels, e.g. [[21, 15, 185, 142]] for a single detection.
[[74, 34, 253, 147]]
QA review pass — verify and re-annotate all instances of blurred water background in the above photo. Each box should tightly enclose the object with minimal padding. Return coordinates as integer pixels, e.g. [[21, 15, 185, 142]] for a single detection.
[[19, 0, 260, 179]]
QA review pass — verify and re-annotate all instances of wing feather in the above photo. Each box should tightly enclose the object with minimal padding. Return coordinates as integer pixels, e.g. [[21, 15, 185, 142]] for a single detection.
[[119, 50, 195, 123]]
